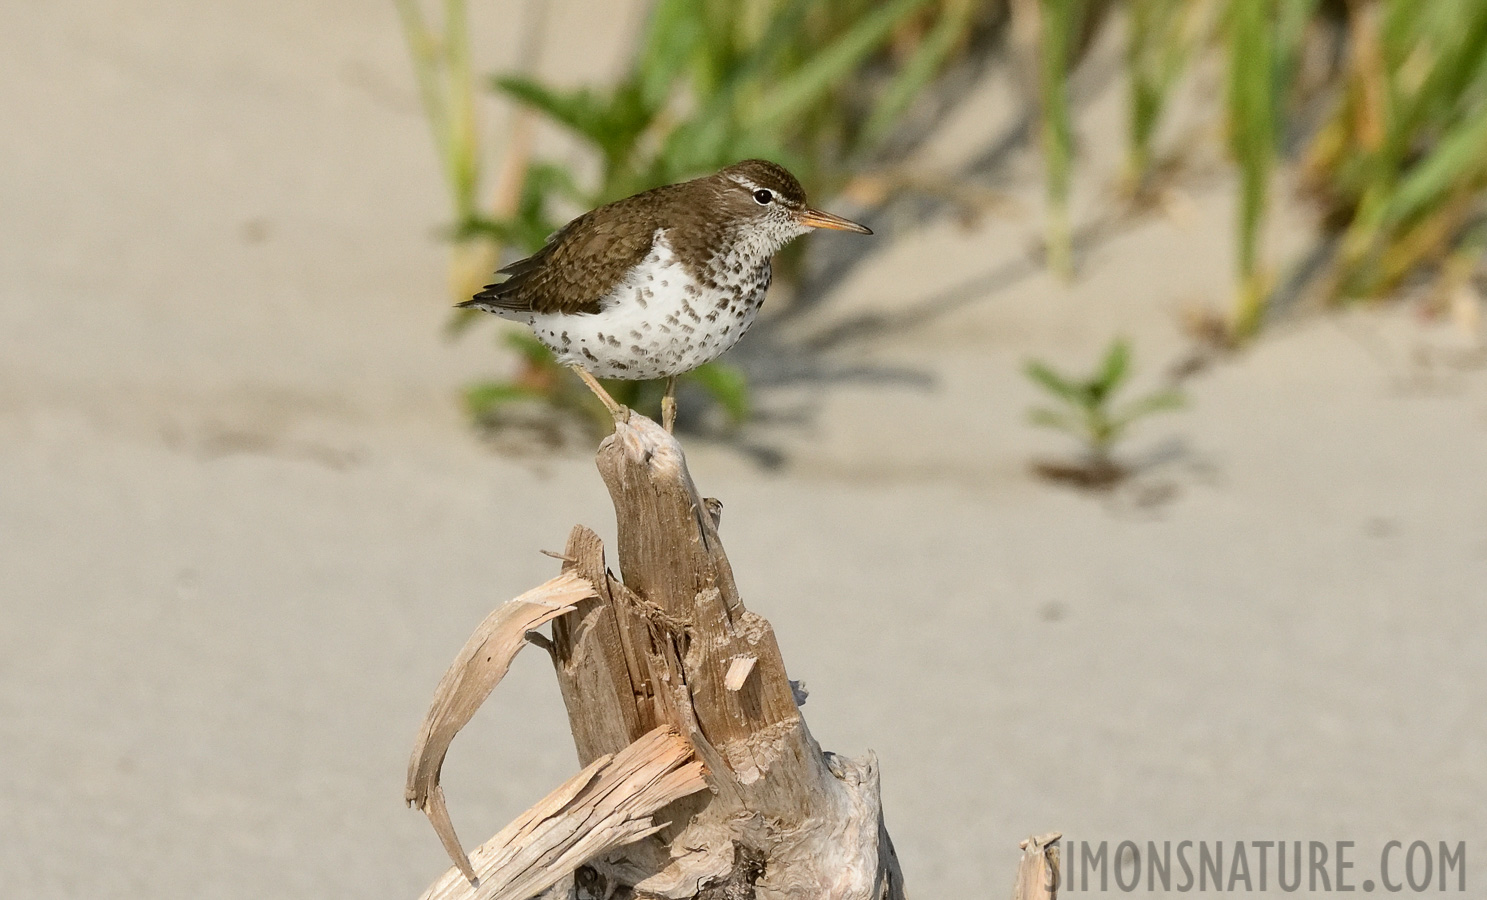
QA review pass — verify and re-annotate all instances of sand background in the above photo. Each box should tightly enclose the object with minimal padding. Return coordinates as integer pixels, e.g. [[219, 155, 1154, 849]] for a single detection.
[[3, 1, 1485, 897]]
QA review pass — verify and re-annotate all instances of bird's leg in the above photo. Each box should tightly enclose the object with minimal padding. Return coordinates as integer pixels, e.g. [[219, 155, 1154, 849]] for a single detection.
[[569, 365, 628, 423], [661, 376, 678, 433]]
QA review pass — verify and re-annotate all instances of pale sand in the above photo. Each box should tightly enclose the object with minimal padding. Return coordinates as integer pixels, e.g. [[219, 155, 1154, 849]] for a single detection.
[[3, 2, 1485, 897]]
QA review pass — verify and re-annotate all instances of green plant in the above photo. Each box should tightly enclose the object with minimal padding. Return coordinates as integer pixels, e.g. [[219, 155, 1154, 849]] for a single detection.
[[1034, 0, 1487, 338], [1124, 0, 1199, 190], [1223, 0, 1280, 337], [1304, 0, 1487, 305], [1024, 339, 1185, 485], [1028, 0, 1088, 279]]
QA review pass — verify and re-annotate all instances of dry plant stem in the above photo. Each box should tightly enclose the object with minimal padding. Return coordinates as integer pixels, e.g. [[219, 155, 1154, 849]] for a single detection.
[[570, 365, 629, 423]]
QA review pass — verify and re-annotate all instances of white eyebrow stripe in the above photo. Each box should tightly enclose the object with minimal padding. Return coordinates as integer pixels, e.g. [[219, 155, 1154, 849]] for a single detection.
[[726, 174, 801, 206]]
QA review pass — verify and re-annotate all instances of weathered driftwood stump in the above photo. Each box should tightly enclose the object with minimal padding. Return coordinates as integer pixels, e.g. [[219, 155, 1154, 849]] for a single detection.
[[406, 414, 905, 900]]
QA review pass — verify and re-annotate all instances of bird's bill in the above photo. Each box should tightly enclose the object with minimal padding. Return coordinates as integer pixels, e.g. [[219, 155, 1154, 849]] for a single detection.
[[798, 208, 872, 234]]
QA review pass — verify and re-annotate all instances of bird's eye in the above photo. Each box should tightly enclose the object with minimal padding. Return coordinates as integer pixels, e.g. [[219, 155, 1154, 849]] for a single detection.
[[752, 189, 774, 205]]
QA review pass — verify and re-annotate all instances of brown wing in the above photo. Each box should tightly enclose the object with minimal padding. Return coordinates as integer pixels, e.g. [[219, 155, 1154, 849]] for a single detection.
[[460, 187, 678, 317]]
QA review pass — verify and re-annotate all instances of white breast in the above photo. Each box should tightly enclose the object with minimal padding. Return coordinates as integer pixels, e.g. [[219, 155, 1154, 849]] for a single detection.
[[525, 229, 763, 380]]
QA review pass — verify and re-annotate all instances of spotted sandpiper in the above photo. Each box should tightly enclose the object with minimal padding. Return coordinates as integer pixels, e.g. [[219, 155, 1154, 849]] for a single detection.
[[458, 159, 871, 432]]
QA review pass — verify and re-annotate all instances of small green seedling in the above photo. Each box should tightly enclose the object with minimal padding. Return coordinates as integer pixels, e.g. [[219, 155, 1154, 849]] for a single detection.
[[1024, 338, 1184, 486]]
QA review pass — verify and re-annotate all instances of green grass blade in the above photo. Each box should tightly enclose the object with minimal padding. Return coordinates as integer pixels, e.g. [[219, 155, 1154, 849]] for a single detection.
[[1037, 0, 1085, 280], [1125, 0, 1194, 182], [393, 0, 447, 150], [753, 0, 935, 131], [1380, 103, 1487, 229], [644, 0, 814, 177], [860, 0, 978, 148], [394, 0, 480, 219], [1110, 388, 1186, 433], [635, 0, 707, 110], [1024, 359, 1084, 405], [441, 0, 478, 219], [493, 77, 607, 144], [1093, 339, 1130, 398], [1105, 388, 1183, 446], [1225, 0, 1278, 333], [1271, 0, 1320, 111]]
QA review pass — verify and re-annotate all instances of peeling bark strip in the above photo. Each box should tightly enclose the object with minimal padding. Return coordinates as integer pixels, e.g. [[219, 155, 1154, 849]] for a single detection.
[[405, 573, 592, 881], [417, 726, 706, 900]]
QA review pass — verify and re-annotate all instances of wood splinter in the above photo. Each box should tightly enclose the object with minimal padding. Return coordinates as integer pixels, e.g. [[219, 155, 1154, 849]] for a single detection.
[[723, 655, 756, 691]]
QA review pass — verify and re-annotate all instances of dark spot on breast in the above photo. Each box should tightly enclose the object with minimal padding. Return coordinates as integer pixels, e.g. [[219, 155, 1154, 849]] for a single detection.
[[582, 347, 597, 362], [630, 329, 643, 340]]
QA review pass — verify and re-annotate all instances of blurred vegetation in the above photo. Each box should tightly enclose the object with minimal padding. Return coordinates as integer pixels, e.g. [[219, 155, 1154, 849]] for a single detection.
[[1025, 338, 1185, 487], [1302, 1, 1487, 313], [1023, 0, 1487, 338], [1030, 0, 1085, 281], [399, 0, 1487, 437], [397, 0, 989, 434]]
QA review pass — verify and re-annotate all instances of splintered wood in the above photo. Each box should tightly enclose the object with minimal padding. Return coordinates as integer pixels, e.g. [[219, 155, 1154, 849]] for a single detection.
[[723, 656, 756, 692], [417, 726, 706, 900], [407, 415, 907, 900]]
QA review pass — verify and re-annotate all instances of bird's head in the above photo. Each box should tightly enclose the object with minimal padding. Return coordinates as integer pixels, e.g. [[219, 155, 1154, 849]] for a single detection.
[[712, 159, 871, 256]]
